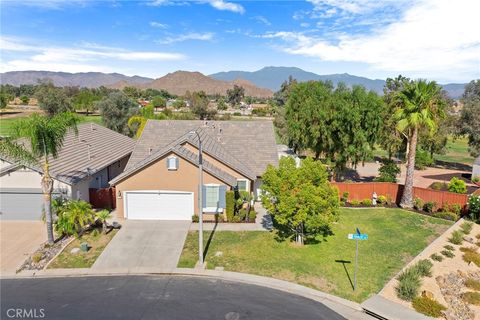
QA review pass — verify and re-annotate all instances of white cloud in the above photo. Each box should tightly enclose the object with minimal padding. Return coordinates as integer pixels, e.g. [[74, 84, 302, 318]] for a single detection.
[[265, 0, 480, 81], [0, 36, 186, 73], [150, 21, 169, 28], [147, 0, 188, 6], [206, 0, 244, 14], [157, 32, 214, 44], [252, 16, 271, 26]]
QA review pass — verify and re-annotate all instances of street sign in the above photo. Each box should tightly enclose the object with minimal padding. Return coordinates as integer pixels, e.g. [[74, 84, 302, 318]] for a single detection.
[[348, 233, 368, 240]]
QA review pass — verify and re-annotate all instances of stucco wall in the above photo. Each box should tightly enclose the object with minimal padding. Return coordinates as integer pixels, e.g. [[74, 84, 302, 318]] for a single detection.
[[114, 152, 230, 219], [473, 164, 480, 179]]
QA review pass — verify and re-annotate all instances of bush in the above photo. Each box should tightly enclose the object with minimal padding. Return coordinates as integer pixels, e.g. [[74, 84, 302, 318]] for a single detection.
[[463, 251, 480, 267], [460, 221, 473, 235], [448, 177, 467, 194], [54, 200, 95, 236], [441, 250, 455, 258], [415, 149, 434, 170], [233, 112, 242, 116], [460, 246, 477, 254], [32, 252, 43, 263], [340, 192, 349, 203], [473, 176, 480, 183], [465, 278, 480, 291], [192, 215, 199, 223], [413, 259, 433, 277], [350, 199, 361, 206], [412, 296, 447, 317], [423, 201, 437, 213], [362, 199, 372, 206], [430, 253, 443, 262], [430, 181, 447, 191], [413, 197, 424, 210], [444, 244, 455, 251], [396, 268, 421, 301], [469, 195, 480, 223], [449, 230, 464, 245], [443, 203, 462, 216], [248, 210, 256, 222], [375, 158, 400, 182], [433, 211, 458, 221], [225, 191, 235, 222], [377, 195, 387, 204], [462, 291, 480, 306]]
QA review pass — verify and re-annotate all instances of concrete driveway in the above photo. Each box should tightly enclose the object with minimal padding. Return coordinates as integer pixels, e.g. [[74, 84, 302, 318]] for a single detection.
[[0, 221, 46, 275], [92, 220, 191, 271]]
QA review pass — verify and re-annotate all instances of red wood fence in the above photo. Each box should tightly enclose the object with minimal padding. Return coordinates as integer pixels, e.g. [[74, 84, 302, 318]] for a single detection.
[[332, 182, 469, 210], [89, 187, 116, 209]]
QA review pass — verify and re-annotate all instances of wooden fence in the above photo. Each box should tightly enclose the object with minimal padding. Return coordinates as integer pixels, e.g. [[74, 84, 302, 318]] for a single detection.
[[332, 182, 469, 210], [89, 187, 116, 209]]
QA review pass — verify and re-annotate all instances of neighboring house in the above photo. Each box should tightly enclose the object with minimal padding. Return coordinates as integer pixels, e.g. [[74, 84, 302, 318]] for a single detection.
[[110, 120, 278, 221], [277, 144, 301, 167], [0, 123, 135, 220], [473, 156, 480, 179]]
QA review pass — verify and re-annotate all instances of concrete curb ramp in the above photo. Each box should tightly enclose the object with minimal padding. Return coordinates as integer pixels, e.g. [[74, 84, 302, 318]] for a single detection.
[[4, 267, 374, 320], [362, 295, 436, 320]]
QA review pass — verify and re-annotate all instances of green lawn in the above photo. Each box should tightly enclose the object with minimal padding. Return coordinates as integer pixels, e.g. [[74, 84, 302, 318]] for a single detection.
[[178, 208, 452, 302], [47, 228, 117, 269], [0, 115, 103, 136]]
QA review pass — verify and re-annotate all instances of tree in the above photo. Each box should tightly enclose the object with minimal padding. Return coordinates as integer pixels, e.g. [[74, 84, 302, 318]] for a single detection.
[[151, 95, 166, 110], [261, 157, 339, 245], [72, 89, 100, 116], [97, 91, 138, 136], [374, 158, 401, 182], [187, 91, 216, 120], [394, 79, 446, 208], [35, 82, 73, 116], [172, 99, 186, 109], [226, 85, 245, 107], [216, 98, 227, 111], [459, 80, 480, 157], [274, 76, 297, 106], [244, 96, 254, 105], [95, 209, 111, 233], [0, 94, 9, 111], [20, 95, 30, 105], [122, 86, 141, 99], [0, 113, 79, 243]]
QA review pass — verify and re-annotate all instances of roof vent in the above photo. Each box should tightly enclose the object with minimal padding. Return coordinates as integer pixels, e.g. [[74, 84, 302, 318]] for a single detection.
[[148, 147, 153, 155]]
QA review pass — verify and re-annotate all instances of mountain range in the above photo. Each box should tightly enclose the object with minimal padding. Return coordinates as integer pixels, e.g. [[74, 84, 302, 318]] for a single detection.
[[0, 67, 469, 98]]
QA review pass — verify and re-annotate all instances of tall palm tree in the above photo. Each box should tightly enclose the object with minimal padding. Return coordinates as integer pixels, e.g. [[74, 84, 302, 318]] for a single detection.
[[0, 113, 79, 243], [394, 80, 446, 208]]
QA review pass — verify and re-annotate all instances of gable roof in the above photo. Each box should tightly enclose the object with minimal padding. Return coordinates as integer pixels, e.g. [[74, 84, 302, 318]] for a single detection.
[[0, 122, 135, 185], [125, 120, 278, 177]]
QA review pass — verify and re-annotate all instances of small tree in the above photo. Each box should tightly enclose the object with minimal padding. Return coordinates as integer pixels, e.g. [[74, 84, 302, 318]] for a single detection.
[[151, 95, 166, 110], [35, 81, 73, 116], [375, 158, 401, 182], [20, 95, 30, 105], [96, 210, 111, 233], [97, 91, 138, 136], [448, 177, 467, 194], [227, 85, 245, 107], [55, 200, 96, 237], [72, 89, 100, 116], [261, 157, 339, 245]]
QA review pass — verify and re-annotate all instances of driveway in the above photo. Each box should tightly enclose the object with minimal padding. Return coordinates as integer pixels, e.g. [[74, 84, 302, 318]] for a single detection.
[[92, 220, 190, 271], [0, 221, 46, 275]]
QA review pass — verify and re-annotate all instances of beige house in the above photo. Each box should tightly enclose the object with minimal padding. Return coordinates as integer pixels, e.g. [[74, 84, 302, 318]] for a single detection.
[[0, 123, 135, 220], [110, 120, 278, 221]]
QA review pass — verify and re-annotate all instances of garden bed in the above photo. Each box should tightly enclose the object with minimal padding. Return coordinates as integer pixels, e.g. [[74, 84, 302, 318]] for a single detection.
[[17, 235, 73, 272]]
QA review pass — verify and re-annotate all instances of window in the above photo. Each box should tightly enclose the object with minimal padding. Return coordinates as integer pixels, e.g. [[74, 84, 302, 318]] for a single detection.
[[167, 156, 178, 170], [237, 179, 249, 192], [205, 185, 220, 208]]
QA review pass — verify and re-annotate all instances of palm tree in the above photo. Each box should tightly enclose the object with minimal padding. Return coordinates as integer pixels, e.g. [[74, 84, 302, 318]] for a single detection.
[[394, 80, 446, 208], [95, 209, 111, 233], [0, 113, 79, 243]]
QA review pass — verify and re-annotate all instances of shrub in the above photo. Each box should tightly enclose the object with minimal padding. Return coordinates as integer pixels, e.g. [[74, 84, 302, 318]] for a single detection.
[[340, 192, 349, 203], [412, 296, 446, 317], [469, 195, 480, 223], [362, 198, 372, 206], [444, 244, 455, 251], [248, 210, 256, 222], [413, 197, 424, 210], [449, 230, 464, 245], [375, 158, 400, 182], [413, 259, 433, 277], [463, 251, 480, 267], [377, 195, 387, 204], [462, 291, 480, 306], [473, 176, 480, 183], [460, 222, 473, 235], [32, 253, 43, 263], [430, 181, 447, 191], [225, 191, 235, 222], [192, 215, 199, 223], [423, 201, 437, 213], [233, 112, 242, 116], [441, 250, 455, 258], [448, 177, 467, 194], [465, 278, 480, 291], [433, 212, 458, 221], [350, 199, 361, 206], [444, 203, 462, 216], [430, 253, 443, 262], [460, 246, 477, 254], [54, 200, 95, 236], [396, 268, 421, 301], [415, 149, 434, 170]]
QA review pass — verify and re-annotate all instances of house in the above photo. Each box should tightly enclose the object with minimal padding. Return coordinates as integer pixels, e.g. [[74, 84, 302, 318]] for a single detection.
[[110, 120, 278, 221], [473, 156, 480, 179], [0, 123, 135, 220]]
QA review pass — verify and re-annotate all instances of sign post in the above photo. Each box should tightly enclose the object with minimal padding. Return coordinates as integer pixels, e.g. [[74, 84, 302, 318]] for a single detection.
[[348, 228, 368, 291]]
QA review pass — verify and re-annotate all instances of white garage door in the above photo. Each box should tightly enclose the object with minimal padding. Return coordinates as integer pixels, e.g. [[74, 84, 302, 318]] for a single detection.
[[125, 191, 194, 220]]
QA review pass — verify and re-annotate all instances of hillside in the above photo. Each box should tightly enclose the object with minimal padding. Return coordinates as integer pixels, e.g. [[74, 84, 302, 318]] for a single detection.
[[0, 71, 152, 88], [210, 66, 467, 98], [123, 71, 273, 98]]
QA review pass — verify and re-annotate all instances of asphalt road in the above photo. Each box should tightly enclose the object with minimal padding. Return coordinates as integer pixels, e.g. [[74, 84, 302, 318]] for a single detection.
[[1, 275, 345, 320]]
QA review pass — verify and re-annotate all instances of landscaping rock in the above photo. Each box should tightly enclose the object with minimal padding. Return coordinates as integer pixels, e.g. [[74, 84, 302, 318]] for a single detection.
[[214, 251, 223, 257], [70, 248, 80, 254], [421, 290, 434, 299], [464, 236, 475, 244], [17, 236, 72, 272], [437, 271, 475, 320]]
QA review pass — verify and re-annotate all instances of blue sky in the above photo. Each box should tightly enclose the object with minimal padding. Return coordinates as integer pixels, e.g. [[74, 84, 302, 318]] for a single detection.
[[1, 0, 479, 83]]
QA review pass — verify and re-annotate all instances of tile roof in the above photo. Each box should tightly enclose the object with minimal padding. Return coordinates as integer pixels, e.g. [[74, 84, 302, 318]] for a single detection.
[[1, 122, 135, 185], [125, 120, 278, 177]]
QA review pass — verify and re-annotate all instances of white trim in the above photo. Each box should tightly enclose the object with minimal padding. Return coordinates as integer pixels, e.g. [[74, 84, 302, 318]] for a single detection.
[[167, 156, 178, 170]]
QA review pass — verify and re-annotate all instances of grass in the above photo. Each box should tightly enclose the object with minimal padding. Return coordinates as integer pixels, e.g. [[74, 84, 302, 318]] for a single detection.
[[462, 291, 480, 306], [178, 208, 452, 302], [465, 278, 480, 291], [47, 228, 117, 269], [0, 114, 103, 136], [412, 296, 447, 317]]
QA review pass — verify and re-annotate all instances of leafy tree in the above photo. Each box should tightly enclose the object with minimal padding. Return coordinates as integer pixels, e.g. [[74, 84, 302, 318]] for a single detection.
[[122, 86, 142, 99], [186, 91, 216, 120], [97, 91, 138, 135], [375, 158, 401, 182], [20, 95, 29, 105], [0, 94, 9, 111], [394, 79, 446, 208], [172, 99, 186, 109], [261, 157, 339, 245], [72, 89, 100, 116], [216, 98, 227, 111], [151, 95, 166, 109], [244, 96, 254, 105], [55, 199, 96, 236], [144, 88, 172, 100], [274, 76, 297, 106], [459, 80, 480, 157], [35, 82, 73, 116], [226, 85, 245, 107], [128, 105, 167, 138], [0, 113, 79, 243]]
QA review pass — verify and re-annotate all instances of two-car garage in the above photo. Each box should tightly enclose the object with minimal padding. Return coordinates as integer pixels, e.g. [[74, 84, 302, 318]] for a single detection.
[[124, 191, 194, 220]]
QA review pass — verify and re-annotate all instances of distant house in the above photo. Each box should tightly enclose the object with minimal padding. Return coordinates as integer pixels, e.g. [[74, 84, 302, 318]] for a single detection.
[[110, 120, 278, 221], [473, 156, 480, 179], [0, 123, 135, 220]]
